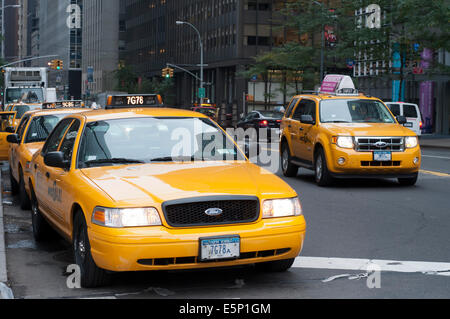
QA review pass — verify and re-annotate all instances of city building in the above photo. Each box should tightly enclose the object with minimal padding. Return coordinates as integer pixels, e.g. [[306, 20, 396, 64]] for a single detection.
[[81, 0, 121, 99], [37, 0, 82, 99], [1, 0, 20, 62]]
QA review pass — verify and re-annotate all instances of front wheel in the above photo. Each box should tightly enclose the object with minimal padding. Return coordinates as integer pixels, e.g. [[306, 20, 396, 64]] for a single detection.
[[281, 143, 298, 177], [19, 171, 31, 210], [315, 149, 333, 187], [398, 173, 418, 186], [31, 188, 53, 242], [73, 212, 111, 288]]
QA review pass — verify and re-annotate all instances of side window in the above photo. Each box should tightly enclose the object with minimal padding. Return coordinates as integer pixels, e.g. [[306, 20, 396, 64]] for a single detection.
[[16, 116, 30, 142], [388, 104, 401, 116], [293, 99, 316, 122], [403, 105, 418, 118], [286, 98, 299, 118], [59, 120, 81, 163], [41, 118, 74, 156]]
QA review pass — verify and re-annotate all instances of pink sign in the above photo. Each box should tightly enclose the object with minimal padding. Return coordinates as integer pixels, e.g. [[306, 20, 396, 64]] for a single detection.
[[320, 75, 344, 93]]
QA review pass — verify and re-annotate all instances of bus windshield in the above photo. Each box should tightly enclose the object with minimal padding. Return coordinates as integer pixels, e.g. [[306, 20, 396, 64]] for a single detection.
[[5, 88, 44, 104]]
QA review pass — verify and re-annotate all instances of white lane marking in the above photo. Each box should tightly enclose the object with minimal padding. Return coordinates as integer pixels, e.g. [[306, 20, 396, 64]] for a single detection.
[[422, 155, 450, 160], [293, 257, 450, 277]]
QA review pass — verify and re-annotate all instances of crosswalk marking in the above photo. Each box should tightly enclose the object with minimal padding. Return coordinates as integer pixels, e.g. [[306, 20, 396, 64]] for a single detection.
[[293, 257, 450, 276]]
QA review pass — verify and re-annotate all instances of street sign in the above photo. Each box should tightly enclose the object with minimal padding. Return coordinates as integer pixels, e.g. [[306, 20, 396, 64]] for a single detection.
[[198, 88, 206, 99]]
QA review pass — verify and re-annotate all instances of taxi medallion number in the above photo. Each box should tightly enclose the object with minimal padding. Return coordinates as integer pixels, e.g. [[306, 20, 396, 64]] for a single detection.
[[127, 96, 144, 105], [200, 236, 240, 261]]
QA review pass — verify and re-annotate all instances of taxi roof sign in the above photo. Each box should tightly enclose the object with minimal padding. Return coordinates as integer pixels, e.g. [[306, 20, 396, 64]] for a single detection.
[[320, 75, 358, 96], [43, 100, 84, 109], [106, 94, 164, 109]]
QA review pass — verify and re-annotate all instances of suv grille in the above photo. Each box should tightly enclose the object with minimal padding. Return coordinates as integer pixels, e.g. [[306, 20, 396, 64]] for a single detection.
[[355, 137, 405, 152], [162, 196, 260, 227]]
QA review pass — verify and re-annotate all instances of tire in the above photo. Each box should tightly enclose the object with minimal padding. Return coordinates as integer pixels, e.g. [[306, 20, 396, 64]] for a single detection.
[[315, 148, 333, 187], [256, 258, 295, 272], [19, 170, 31, 210], [398, 173, 418, 186], [73, 211, 111, 288], [9, 167, 19, 195], [281, 142, 298, 177], [31, 187, 53, 242]]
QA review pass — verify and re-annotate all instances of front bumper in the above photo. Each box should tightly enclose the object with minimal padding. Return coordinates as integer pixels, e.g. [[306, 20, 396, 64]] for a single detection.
[[327, 145, 421, 177], [89, 217, 306, 272]]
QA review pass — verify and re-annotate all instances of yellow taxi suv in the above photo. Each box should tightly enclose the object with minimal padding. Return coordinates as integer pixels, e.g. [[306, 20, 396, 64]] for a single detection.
[[0, 111, 17, 161], [7, 106, 89, 210], [28, 94, 306, 288], [8, 103, 43, 129], [280, 75, 421, 187]]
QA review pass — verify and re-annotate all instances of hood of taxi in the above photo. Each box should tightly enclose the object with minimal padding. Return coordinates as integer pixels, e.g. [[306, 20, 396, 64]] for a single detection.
[[321, 123, 415, 136], [80, 162, 296, 205]]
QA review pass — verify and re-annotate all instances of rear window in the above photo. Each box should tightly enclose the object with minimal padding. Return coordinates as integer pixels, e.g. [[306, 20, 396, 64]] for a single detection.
[[388, 104, 401, 116], [403, 104, 418, 118]]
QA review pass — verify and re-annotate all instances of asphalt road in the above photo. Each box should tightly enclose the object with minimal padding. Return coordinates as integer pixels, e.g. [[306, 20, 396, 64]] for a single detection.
[[2, 147, 450, 299]]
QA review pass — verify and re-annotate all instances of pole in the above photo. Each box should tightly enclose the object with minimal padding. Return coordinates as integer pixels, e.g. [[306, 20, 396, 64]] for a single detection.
[[1, 0, 4, 61], [0, 55, 59, 67]]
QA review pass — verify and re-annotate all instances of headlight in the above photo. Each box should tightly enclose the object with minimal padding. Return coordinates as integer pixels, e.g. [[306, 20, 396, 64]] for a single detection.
[[334, 136, 354, 149], [262, 198, 303, 219], [405, 136, 418, 149], [92, 207, 162, 228]]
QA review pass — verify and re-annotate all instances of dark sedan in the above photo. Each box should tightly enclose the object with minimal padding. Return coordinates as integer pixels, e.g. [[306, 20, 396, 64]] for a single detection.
[[236, 110, 283, 142]]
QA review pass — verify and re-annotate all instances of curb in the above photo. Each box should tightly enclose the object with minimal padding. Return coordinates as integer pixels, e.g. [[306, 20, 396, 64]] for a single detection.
[[0, 168, 14, 299]]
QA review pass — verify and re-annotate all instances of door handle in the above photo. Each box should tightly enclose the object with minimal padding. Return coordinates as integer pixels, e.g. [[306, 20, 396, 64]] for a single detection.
[[300, 127, 304, 131], [46, 172, 50, 179]]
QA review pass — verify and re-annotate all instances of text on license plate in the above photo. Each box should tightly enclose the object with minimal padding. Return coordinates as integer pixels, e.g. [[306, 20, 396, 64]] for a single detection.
[[200, 237, 240, 261], [404, 123, 413, 128], [374, 151, 392, 161]]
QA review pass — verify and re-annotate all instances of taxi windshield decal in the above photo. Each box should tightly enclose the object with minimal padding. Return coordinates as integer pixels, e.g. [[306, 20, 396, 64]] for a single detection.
[[106, 94, 164, 109]]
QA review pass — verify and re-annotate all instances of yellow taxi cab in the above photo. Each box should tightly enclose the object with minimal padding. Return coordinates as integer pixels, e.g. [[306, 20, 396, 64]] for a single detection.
[[7, 104, 89, 210], [8, 103, 43, 129], [28, 94, 306, 288], [0, 111, 17, 161], [280, 75, 421, 187]]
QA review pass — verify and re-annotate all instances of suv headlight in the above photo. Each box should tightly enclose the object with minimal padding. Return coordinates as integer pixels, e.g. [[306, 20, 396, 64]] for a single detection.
[[263, 198, 303, 219], [405, 136, 418, 149], [92, 207, 162, 228], [333, 136, 354, 149]]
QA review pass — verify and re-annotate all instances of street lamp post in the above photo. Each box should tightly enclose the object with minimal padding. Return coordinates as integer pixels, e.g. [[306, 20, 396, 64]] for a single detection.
[[313, 1, 325, 82], [1, 1, 21, 60], [176, 20, 204, 103]]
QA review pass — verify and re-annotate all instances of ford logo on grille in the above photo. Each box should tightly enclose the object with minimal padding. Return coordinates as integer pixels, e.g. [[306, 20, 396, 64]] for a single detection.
[[375, 141, 388, 148], [205, 208, 223, 217]]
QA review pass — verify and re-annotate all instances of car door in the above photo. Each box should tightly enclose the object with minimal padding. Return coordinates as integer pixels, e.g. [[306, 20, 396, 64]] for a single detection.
[[291, 99, 317, 164], [48, 119, 81, 231], [10, 115, 31, 182], [0, 112, 17, 161], [35, 118, 74, 223], [284, 98, 300, 151]]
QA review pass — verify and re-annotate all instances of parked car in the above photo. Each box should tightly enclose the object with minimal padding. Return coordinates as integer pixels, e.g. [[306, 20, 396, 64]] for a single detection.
[[384, 102, 423, 136], [236, 111, 283, 142]]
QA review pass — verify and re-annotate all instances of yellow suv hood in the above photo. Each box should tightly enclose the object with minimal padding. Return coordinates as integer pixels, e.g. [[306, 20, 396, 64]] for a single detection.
[[81, 162, 296, 205], [322, 123, 415, 136]]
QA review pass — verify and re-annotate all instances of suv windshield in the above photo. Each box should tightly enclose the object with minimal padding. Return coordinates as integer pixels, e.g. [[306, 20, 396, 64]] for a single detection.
[[5, 88, 44, 104], [25, 114, 68, 143], [77, 117, 245, 168], [259, 111, 283, 119], [320, 99, 395, 124]]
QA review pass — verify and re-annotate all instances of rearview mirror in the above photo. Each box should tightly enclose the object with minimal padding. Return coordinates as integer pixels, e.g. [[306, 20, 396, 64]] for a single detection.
[[397, 116, 407, 125], [44, 152, 69, 169], [6, 134, 20, 144]]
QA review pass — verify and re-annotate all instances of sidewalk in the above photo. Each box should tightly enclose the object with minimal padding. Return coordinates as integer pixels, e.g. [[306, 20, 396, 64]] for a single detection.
[[419, 135, 450, 150], [0, 170, 14, 299]]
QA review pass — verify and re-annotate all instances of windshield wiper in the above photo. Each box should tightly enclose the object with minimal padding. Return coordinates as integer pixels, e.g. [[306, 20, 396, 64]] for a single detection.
[[323, 120, 350, 123], [84, 158, 145, 166], [150, 156, 196, 163]]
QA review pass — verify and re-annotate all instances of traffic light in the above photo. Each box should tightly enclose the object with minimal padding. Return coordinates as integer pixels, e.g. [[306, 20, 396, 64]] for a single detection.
[[169, 68, 174, 78], [48, 59, 63, 70], [56, 60, 63, 70], [162, 68, 168, 78]]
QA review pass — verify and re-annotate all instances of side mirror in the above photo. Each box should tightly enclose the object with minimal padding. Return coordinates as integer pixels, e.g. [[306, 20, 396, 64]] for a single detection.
[[5, 127, 15, 133], [397, 116, 407, 125], [300, 115, 315, 125], [44, 152, 69, 169], [6, 134, 20, 144]]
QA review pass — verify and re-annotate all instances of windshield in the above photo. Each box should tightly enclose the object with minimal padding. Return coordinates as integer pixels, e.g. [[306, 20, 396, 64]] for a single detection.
[[259, 111, 283, 119], [25, 114, 68, 143], [320, 99, 395, 124], [195, 108, 216, 118], [5, 88, 44, 104], [13, 104, 42, 120], [77, 117, 245, 168]]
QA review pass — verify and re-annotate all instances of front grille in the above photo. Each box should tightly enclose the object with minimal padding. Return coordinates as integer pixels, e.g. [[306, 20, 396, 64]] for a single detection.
[[355, 137, 405, 152], [162, 196, 260, 227], [361, 161, 401, 167]]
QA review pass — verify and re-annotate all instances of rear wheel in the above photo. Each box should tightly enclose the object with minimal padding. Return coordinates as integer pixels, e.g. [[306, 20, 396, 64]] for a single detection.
[[73, 211, 111, 288], [19, 170, 31, 210], [31, 187, 53, 242], [315, 149, 333, 187], [9, 167, 19, 195], [256, 258, 295, 272], [398, 173, 418, 186], [281, 142, 298, 177]]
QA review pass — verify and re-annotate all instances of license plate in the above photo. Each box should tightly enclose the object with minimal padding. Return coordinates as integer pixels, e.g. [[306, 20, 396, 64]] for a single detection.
[[404, 123, 413, 128], [199, 236, 240, 261], [374, 151, 392, 162]]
